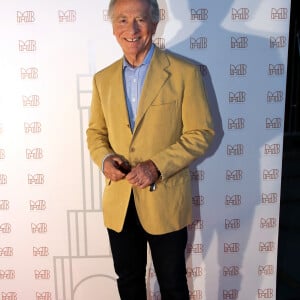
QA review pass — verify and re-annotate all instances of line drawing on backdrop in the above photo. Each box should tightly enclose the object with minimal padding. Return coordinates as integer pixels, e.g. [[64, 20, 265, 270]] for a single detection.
[[53, 39, 119, 299]]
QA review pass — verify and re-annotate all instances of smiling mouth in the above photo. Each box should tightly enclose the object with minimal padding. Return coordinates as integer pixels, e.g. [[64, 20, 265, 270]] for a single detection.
[[125, 37, 140, 42]]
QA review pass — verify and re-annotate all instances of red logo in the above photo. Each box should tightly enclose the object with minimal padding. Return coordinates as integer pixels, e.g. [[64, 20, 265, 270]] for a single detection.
[[271, 8, 288, 19], [24, 122, 42, 133], [36, 292, 52, 300], [191, 9, 208, 21], [263, 169, 280, 180], [190, 37, 208, 49], [270, 36, 287, 48], [188, 220, 203, 231], [0, 270, 15, 280], [58, 10, 76, 22], [17, 11, 35, 23], [0, 174, 8, 185], [264, 144, 280, 155], [0, 200, 9, 210], [226, 170, 243, 181], [227, 144, 244, 156], [258, 265, 274, 276], [31, 223, 47, 233], [258, 288, 274, 298], [28, 174, 45, 185], [225, 219, 240, 230], [268, 64, 284, 75], [19, 40, 37, 52], [186, 243, 203, 254], [0, 223, 11, 234], [0, 247, 14, 257], [23, 95, 40, 106], [192, 195, 205, 206], [260, 218, 277, 229], [231, 37, 248, 48], [0, 292, 17, 300], [261, 193, 278, 204], [259, 242, 275, 252], [224, 243, 240, 253], [198, 65, 208, 76], [223, 289, 239, 299], [225, 195, 242, 206], [190, 170, 205, 181], [0, 149, 5, 159], [34, 270, 50, 280], [230, 64, 247, 76], [267, 91, 283, 103], [159, 9, 166, 21], [189, 290, 202, 300], [30, 200, 47, 211], [33, 247, 49, 256], [266, 117, 282, 129], [228, 118, 245, 129], [187, 267, 203, 278], [26, 148, 43, 159], [223, 266, 240, 277], [232, 8, 250, 20], [153, 37, 165, 49], [229, 91, 246, 103], [102, 10, 109, 21], [21, 67, 38, 79]]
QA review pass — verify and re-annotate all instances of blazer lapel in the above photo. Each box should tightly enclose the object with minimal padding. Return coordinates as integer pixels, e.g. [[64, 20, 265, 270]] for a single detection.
[[110, 59, 132, 131], [134, 48, 170, 133]]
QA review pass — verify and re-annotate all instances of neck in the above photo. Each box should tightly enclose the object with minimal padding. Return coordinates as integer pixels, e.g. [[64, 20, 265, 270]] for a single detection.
[[125, 45, 152, 68], [125, 54, 144, 68]]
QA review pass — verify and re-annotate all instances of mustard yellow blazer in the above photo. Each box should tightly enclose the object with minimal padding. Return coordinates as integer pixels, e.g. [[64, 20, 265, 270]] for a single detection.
[[86, 46, 214, 234]]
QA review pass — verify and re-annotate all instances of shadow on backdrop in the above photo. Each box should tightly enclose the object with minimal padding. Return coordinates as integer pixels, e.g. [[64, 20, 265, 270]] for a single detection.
[[152, 0, 284, 299]]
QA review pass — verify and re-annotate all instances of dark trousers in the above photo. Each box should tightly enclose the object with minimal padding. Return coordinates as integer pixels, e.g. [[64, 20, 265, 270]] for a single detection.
[[107, 196, 189, 300]]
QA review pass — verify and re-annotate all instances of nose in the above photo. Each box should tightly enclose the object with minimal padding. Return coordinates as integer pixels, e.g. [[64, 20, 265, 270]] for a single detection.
[[127, 20, 139, 34]]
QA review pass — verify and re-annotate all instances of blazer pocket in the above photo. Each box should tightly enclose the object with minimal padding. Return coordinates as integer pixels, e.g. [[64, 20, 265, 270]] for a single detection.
[[150, 99, 177, 106], [147, 101, 177, 126]]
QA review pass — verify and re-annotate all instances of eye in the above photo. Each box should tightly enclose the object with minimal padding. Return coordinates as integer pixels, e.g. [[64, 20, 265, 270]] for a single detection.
[[119, 18, 127, 24], [115, 17, 127, 24], [136, 17, 146, 24]]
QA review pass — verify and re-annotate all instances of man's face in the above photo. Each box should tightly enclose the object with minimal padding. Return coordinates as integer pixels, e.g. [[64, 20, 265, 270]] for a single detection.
[[111, 0, 158, 65]]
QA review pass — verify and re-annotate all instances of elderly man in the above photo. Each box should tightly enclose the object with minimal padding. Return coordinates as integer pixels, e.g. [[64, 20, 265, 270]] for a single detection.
[[86, 0, 214, 299]]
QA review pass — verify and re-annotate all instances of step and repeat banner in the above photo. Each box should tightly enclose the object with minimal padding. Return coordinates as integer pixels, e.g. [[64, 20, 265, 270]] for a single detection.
[[0, 0, 290, 299]]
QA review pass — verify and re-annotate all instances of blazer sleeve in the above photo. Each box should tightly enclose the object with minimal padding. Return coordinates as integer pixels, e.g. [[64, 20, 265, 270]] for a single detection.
[[86, 75, 114, 168]]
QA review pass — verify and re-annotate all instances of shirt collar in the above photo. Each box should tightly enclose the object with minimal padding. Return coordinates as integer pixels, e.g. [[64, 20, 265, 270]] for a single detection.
[[123, 44, 155, 69]]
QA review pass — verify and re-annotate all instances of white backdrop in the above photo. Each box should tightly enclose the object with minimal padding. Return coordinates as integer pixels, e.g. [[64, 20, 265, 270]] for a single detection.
[[0, 1, 290, 299]]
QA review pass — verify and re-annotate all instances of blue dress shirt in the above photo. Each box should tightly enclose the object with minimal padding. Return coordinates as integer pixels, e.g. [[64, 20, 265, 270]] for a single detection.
[[123, 44, 155, 131]]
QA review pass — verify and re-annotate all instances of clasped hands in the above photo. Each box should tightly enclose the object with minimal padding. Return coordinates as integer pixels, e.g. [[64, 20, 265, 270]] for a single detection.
[[103, 155, 159, 189]]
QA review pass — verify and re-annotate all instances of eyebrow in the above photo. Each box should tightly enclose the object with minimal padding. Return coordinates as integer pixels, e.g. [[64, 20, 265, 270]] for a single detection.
[[113, 12, 149, 20]]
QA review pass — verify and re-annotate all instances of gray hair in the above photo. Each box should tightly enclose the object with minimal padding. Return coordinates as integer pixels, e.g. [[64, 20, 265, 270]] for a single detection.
[[108, 0, 160, 23]]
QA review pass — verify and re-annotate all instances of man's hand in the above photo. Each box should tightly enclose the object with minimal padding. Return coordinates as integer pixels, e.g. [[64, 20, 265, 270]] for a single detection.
[[126, 160, 159, 189], [103, 155, 130, 181]]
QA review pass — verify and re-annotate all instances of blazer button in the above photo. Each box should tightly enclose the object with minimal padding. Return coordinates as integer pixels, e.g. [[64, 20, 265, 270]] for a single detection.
[[130, 147, 135, 152]]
